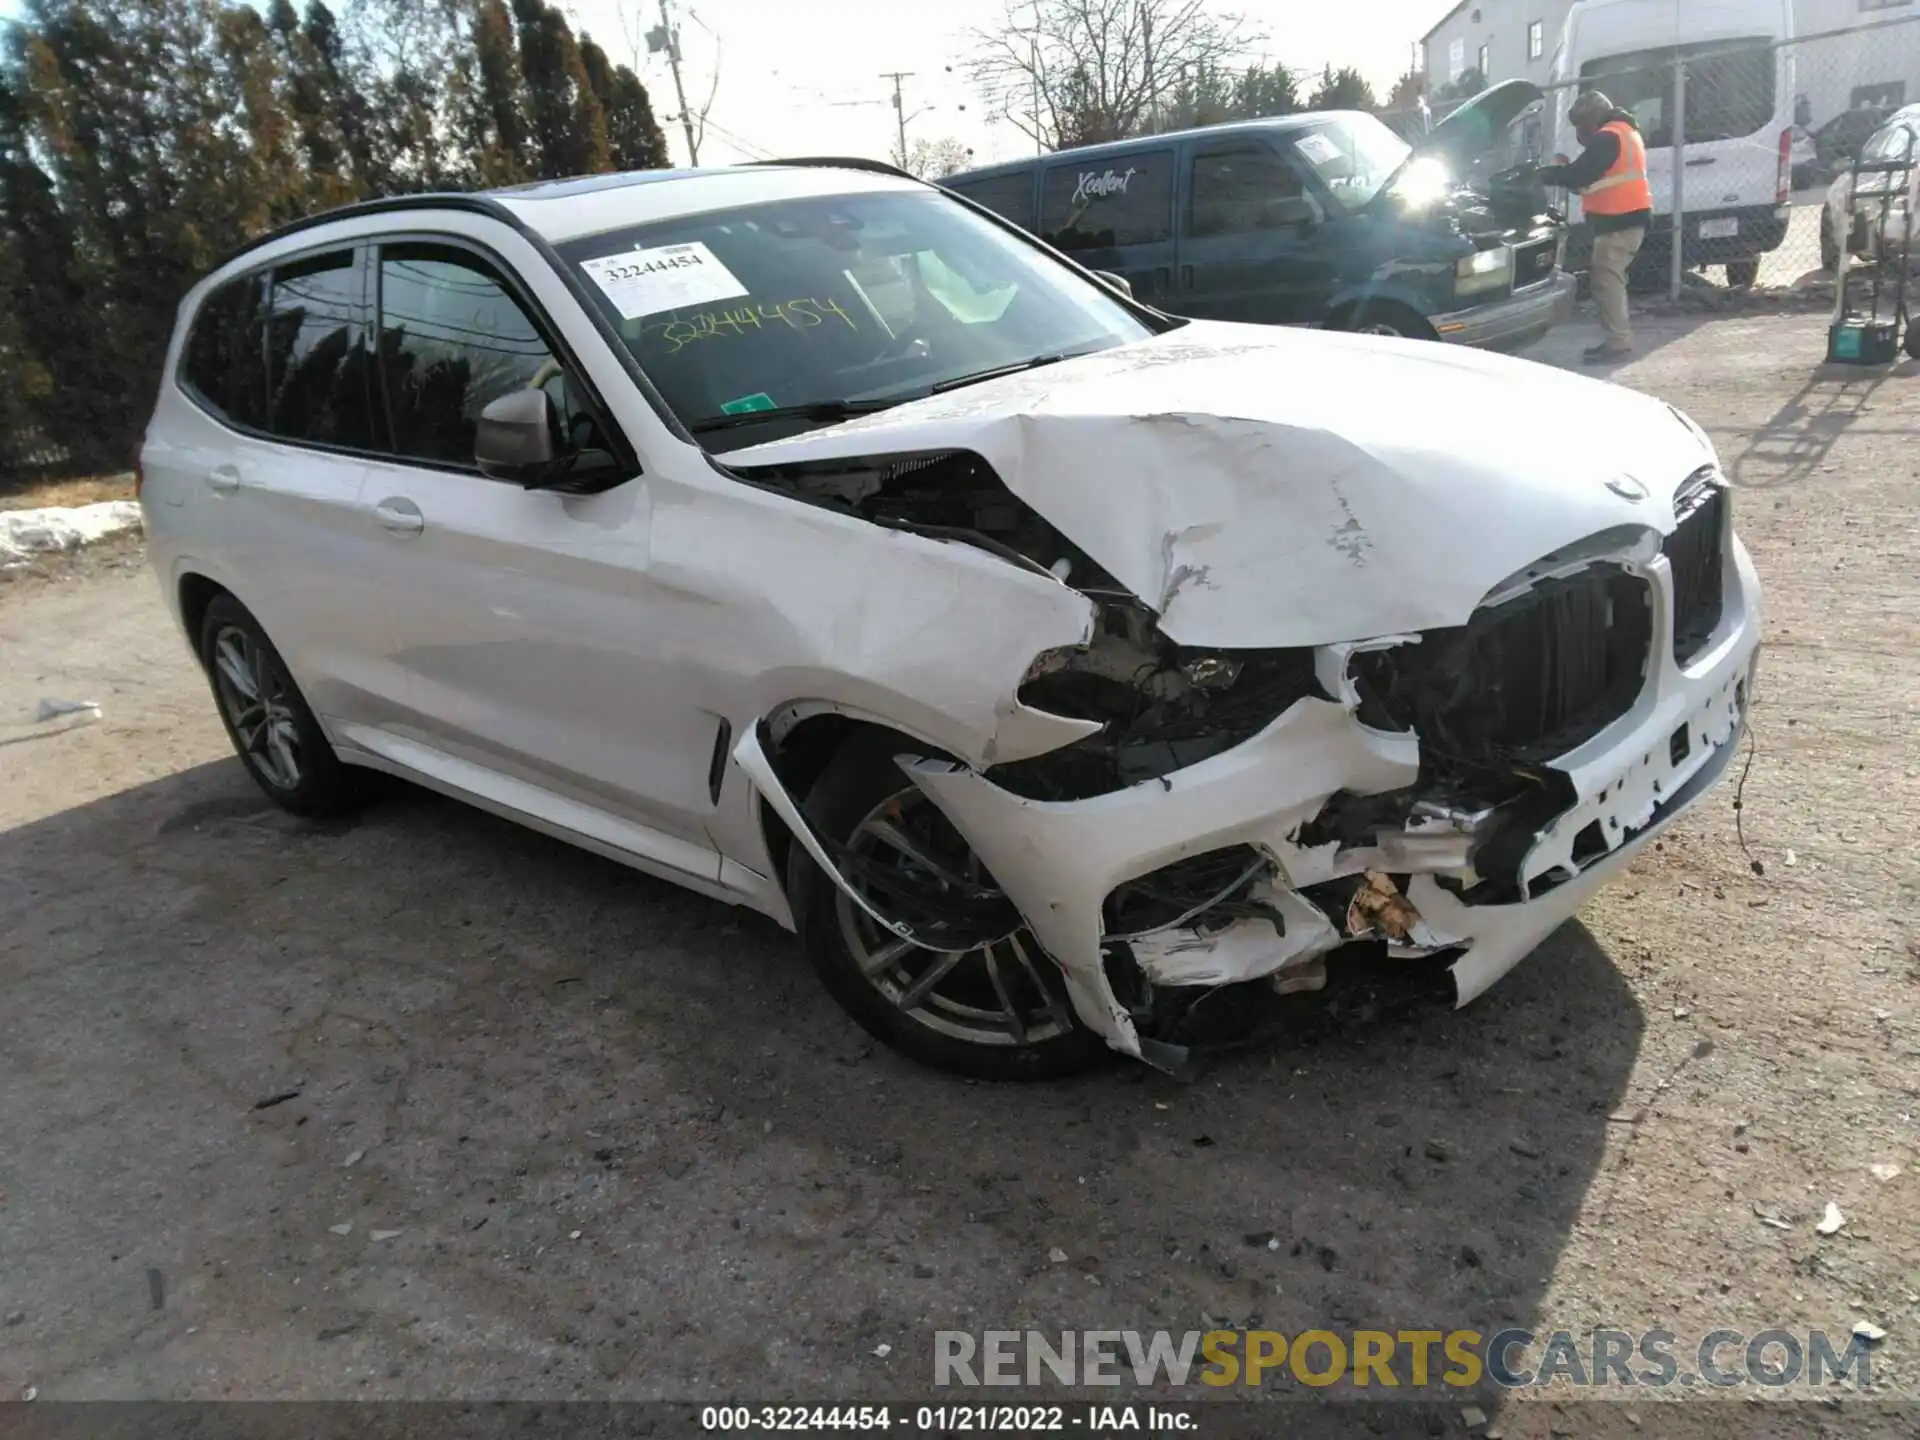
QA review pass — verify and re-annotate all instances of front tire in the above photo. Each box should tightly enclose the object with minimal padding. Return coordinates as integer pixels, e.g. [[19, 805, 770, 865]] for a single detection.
[[1725, 259, 1760, 289], [1333, 301, 1436, 341], [198, 594, 365, 817], [789, 733, 1108, 1080], [1820, 221, 1839, 273]]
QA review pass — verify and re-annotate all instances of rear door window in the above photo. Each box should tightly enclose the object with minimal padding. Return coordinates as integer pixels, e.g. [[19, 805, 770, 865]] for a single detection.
[[1040, 150, 1174, 251], [266, 251, 375, 448], [1581, 39, 1775, 145], [947, 171, 1037, 229], [182, 275, 270, 431]]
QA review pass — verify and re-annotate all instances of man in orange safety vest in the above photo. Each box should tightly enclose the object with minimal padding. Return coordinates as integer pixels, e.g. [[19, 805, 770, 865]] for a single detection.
[[1538, 91, 1653, 366]]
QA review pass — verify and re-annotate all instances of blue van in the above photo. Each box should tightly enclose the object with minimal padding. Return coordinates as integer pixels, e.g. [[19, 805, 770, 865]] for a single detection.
[[945, 82, 1575, 350]]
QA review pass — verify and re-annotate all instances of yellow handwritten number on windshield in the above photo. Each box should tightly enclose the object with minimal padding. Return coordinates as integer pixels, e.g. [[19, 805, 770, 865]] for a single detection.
[[646, 297, 857, 356]]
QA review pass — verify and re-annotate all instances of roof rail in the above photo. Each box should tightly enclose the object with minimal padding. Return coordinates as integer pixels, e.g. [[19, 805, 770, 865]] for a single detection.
[[756, 155, 925, 183], [206, 192, 514, 276]]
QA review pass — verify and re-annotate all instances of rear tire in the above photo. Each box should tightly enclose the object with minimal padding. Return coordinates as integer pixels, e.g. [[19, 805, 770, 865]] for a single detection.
[[788, 732, 1108, 1080], [198, 593, 367, 817], [1820, 221, 1839, 274], [1725, 259, 1760, 289]]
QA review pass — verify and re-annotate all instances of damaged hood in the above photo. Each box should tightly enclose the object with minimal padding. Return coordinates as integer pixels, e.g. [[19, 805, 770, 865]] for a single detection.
[[725, 323, 1719, 648]]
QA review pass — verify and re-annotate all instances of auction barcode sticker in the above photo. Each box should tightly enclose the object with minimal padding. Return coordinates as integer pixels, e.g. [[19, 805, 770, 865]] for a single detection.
[[580, 241, 749, 319]]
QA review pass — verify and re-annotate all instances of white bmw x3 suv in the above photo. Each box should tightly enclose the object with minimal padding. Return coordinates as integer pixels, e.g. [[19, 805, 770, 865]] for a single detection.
[[140, 160, 1760, 1079]]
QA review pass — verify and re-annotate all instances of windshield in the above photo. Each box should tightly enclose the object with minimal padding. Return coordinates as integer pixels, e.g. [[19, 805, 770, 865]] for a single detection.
[[1287, 115, 1412, 211], [1863, 119, 1919, 163], [557, 187, 1159, 448]]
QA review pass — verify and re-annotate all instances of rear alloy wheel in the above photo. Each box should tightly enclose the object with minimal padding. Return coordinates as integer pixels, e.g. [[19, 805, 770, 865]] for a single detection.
[[198, 593, 365, 816], [791, 733, 1107, 1079]]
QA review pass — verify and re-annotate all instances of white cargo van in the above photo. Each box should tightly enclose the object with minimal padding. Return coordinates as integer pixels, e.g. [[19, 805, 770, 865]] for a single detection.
[[1552, 0, 1795, 286]]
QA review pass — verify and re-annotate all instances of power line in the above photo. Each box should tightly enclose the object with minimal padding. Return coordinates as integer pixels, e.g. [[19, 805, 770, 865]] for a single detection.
[[696, 115, 776, 162]]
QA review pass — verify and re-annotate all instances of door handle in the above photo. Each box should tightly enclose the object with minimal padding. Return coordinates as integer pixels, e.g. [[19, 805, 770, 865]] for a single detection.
[[1684, 157, 1717, 167], [373, 496, 425, 536], [205, 465, 241, 495]]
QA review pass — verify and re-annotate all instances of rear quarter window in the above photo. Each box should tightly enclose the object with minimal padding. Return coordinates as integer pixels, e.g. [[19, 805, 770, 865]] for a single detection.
[[1039, 151, 1174, 251], [182, 275, 270, 431]]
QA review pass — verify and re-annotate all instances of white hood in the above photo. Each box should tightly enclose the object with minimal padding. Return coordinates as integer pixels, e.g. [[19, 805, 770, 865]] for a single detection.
[[726, 322, 1719, 648]]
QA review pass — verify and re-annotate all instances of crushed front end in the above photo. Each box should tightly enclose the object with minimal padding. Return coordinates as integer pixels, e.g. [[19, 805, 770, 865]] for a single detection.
[[904, 466, 1759, 1066]]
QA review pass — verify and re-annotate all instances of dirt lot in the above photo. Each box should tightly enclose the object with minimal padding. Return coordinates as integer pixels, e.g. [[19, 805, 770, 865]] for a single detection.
[[2, 314, 1918, 1432]]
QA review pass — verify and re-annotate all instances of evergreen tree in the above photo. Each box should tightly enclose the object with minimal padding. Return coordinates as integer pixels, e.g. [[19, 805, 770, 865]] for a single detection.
[[579, 35, 669, 172], [511, 0, 606, 181], [1307, 65, 1376, 113], [1232, 62, 1301, 119], [1385, 68, 1425, 112], [459, 0, 531, 185], [0, 0, 675, 479]]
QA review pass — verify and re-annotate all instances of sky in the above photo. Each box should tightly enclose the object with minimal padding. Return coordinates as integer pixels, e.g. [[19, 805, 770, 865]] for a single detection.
[[580, 0, 1452, 168], [0, 0, 1454, 169]]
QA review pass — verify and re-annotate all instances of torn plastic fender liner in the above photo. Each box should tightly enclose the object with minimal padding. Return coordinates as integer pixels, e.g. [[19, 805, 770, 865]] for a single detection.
[[733, 724, 980, 956]]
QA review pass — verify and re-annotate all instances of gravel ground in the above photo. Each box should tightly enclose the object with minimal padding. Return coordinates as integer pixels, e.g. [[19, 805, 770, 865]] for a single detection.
[[2, 314, 1917, 1434]]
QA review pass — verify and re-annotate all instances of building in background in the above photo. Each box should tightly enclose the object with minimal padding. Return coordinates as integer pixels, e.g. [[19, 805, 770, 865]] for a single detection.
[[1422, 0, 1577, 98], [1795, 0, 1920, 120]]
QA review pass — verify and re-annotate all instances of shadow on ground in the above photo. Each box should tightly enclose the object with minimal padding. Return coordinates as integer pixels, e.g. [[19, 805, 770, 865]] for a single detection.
[[0, 756, 1647, 1400], [1727, 356, 1920, 489]]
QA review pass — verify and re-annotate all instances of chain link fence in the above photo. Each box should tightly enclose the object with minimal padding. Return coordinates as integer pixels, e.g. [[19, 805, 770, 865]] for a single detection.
[[1399, 13, 1920, 302]]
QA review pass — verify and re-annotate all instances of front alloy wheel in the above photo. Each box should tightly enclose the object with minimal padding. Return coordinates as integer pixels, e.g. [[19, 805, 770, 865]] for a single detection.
[[834, 788, 1078, 1052], [792, 733, 1107, 1079]]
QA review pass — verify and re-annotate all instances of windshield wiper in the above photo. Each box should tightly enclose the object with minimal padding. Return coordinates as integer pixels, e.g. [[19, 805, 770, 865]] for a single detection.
[[688, 398, 900, 435], [928, 351, 1078, 394]]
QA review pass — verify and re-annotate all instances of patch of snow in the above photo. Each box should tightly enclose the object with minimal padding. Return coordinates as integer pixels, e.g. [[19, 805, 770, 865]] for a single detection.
[[0, 501, 142, 567]]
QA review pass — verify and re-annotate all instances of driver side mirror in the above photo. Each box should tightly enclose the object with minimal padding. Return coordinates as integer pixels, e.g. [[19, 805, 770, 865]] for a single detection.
[[1091, 269, 1133, 298], [476, 389, 562, 487]]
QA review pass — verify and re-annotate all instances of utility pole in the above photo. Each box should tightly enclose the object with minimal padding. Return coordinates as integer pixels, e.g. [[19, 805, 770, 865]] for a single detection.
[[653, 0, 699, 166], [882, 71, 914, 167]]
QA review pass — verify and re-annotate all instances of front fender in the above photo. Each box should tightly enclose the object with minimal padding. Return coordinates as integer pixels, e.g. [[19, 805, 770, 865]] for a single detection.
[[1327, 268, 1452, 327]]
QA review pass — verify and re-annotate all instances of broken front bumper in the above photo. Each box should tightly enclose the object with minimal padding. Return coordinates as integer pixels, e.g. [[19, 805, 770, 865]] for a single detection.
[[899, 534, 1760, 1060]]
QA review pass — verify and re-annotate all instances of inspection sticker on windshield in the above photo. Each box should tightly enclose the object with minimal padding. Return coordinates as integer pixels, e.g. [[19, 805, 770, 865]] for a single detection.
[[581, 241, 749, 319], [1295, 131, 1343, 166]]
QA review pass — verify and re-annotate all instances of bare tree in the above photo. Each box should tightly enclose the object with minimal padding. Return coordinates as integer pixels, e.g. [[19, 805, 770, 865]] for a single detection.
[[898, 134, 975, 178], [969, 0, 1254, 151]]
